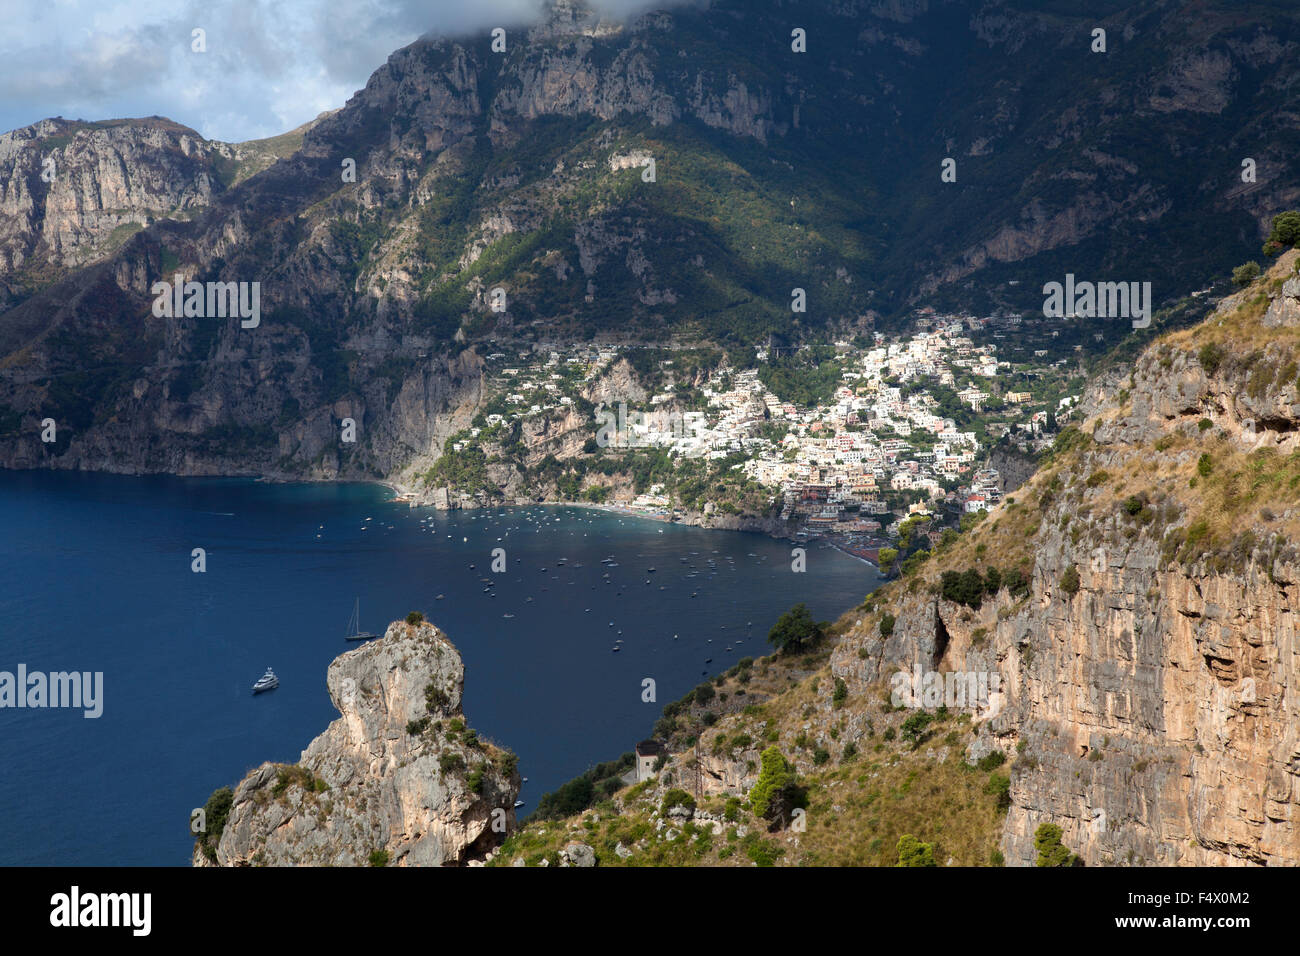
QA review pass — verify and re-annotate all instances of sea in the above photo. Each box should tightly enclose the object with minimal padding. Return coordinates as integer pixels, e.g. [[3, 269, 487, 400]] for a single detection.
[[0, 470, 879, 865]]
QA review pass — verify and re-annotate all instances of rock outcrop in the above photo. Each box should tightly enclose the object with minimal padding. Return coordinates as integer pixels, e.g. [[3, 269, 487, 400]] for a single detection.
[[0, 118, 217, 283], [832, 255, 1300, 866], [196, 619, 518, 866], [0, 115, 319, 312]]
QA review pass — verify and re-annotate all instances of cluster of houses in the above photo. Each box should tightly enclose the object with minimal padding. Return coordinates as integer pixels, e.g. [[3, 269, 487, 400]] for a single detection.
[[451, 320, 1078, 539]]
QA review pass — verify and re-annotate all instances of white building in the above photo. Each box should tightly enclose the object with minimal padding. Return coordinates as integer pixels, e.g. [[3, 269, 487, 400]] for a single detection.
[[635, 740, 664, 782]]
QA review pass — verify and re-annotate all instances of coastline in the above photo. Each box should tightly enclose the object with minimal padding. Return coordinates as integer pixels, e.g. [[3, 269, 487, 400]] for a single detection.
[[381, 477, 883, 567], [0, 464, 883, 568]]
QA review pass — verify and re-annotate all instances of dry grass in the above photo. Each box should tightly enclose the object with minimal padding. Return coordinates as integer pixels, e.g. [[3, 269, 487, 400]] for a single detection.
[[1165, 249, 1300, 354]]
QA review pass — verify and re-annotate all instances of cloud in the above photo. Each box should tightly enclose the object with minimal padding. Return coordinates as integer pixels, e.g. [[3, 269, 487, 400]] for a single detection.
[[0, 0, 678, 142]]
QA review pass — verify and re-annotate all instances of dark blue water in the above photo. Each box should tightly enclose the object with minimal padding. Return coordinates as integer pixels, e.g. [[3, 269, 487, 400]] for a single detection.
[[0, 471, 878, 865]]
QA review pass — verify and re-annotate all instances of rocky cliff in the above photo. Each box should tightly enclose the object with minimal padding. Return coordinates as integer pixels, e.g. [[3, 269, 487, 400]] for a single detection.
[[829, 251, 1300, 865], [5, 0, 1300, 482], [497, 253, 1300, 867], [0, 115, 319, 312], [196, 619, 519, 866]]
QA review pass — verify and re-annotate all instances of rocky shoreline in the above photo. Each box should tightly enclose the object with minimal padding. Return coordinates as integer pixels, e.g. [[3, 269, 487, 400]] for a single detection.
[[382, 476, 820, 545]]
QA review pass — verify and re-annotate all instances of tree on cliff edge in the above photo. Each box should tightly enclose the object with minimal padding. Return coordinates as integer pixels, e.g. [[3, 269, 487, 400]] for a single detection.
[[767, 603, 823, 654], [1034, 823, 1080, 867]]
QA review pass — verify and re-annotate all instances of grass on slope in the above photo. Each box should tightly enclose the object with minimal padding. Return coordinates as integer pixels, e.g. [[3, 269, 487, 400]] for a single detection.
[[497, 638, 1015, 867]]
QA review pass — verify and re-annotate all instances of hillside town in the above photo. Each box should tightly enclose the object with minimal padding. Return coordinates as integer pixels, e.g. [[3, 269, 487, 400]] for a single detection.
[[441, 310, 1086, 561]]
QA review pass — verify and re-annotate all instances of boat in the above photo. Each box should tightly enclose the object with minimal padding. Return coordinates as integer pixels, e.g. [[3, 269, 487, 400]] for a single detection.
[[345, 598, 377, 641], [252, 668, 279, 694], [513, 800, 526, 808]]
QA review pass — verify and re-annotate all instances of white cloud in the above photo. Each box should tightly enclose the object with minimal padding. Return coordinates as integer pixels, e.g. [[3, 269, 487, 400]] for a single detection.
[[0, 0, 673, 142]]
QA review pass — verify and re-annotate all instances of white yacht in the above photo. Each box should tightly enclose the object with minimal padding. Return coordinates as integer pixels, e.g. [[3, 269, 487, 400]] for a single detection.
[[252, 668, 279, 694]]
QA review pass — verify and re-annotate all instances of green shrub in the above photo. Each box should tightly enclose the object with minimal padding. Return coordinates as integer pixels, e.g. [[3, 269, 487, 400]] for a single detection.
[[723, 797, 743, 822], [1232, 261, 1261, 287], [496, 749, 519, 777], [195, 786, 234, 861], [976, 750, 1007, 772], [879, 612, 896, 637], [406, 611, 425, 625], [406, 717, 429, 735], [747, 747, 803, 823], [985, 773, 1011, 812], [368, 849, 389, 867], [438, 753, 465, 774], [896, 834, 937, 866], [532, 752, 635, 820], [1003, 567, 1029, 596], [767, 603, 823, 653], [743, 835, 783, 866], [1059, 564, 1080, 596], [424, 682, 450, 713], [661, 788, 696, 813], [1034, 823, 1078, 867], [941, 568, 987, 608], [984, 567, 1002, 594], [466, 764, 486, 794], [900, 712, 933, 746], [1198, 343, 1224, 376], [1264, 209, 1300, 254]]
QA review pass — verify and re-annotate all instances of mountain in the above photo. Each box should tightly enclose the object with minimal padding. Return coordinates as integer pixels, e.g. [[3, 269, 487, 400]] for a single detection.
[[2, 0, 1300, 480], [0, 114, 323, 311], [493, 251, 1300, 866]]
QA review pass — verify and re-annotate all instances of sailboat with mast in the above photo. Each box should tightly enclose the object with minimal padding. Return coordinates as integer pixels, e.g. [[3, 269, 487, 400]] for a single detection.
[[344, 598, 377, 642]]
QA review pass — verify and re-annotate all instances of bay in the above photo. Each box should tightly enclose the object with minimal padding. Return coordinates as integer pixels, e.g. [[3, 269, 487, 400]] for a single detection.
[[0, 470, 879, 864]]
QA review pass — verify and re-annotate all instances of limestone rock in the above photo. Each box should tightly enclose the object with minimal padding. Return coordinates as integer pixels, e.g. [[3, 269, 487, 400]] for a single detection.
[[563, 842, 597, 867], [195, 619, 518, 866]]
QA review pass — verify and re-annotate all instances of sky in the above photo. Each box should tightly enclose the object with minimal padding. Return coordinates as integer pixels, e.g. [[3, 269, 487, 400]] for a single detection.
[[0, 0, 671, 143]]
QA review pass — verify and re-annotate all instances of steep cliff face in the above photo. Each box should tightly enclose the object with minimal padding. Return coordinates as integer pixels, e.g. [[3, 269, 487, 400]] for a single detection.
[[0, 116, 318, 311], [831, 252, 1300, 866], [197, 619, 518, 866]]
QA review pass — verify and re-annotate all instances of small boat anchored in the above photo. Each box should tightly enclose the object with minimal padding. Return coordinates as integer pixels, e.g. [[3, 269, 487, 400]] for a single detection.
[[345, 598, 377, 642], [252, 668, 279, 694]]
